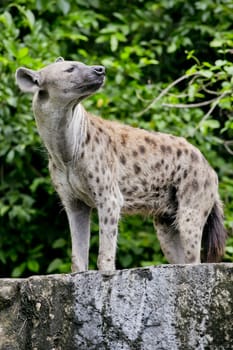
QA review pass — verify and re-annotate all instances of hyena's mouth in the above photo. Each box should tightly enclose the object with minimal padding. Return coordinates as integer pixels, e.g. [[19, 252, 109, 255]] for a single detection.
[[77, 78, 105, 93]]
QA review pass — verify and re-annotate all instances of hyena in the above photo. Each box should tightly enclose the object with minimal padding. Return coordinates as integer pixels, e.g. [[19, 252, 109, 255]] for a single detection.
[[15, 58, 226, 271]]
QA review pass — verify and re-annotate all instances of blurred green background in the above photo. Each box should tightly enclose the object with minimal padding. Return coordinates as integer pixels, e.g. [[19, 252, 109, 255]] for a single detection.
[[0, 0, 232, 277]]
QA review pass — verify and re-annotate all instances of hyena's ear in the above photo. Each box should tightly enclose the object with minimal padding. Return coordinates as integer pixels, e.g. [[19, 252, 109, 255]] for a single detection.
[[15, 67, 42, 93], [55, 57, 64, 63]]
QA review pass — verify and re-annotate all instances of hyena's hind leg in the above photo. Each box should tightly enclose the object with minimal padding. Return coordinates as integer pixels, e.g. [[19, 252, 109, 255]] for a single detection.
[[153, 217, 186, 264], [175, 206, 206, 264]]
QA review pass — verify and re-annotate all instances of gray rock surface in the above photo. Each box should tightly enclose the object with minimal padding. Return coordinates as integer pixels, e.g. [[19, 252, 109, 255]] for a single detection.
[[0, 264, 232, 349]]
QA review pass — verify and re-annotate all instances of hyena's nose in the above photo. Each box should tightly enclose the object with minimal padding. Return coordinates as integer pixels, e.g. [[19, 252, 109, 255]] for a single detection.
[[93, 65, 105, 76]]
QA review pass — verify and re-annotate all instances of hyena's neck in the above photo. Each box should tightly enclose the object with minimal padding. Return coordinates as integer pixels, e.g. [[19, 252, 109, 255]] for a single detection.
[[33, 101, 88, 166]]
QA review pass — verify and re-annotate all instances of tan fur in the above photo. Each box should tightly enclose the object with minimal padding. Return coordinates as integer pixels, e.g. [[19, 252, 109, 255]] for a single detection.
[[16, 58, 223, 271]]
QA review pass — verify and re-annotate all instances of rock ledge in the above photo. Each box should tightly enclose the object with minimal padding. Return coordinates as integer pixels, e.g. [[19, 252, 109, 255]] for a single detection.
[[0, 264, 232, 349]]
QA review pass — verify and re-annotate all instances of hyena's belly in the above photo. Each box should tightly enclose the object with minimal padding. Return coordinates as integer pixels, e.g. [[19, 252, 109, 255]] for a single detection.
[[120, 180, 178, 216]]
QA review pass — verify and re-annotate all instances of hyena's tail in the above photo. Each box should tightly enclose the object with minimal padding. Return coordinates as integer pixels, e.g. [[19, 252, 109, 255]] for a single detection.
[[202, 199, 227, 262]]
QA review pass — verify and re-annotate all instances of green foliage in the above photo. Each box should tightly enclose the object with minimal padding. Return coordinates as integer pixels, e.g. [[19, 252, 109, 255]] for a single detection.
[[0, 0, 232, 277]]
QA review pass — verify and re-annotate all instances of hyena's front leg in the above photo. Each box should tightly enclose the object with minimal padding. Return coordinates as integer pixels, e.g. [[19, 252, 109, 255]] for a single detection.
[[97, 194, 122, 271], [65, 200, 92, 272]]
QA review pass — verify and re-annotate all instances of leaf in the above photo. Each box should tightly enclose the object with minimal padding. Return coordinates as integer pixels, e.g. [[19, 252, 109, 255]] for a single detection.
[[224, 66, 233, 75], [57, 0, 70, 15], [25, 10, 35, 29], [6, 149, 15, 163], [18, 47, 29, 59], [167, 41, 177, 53], [215, 59, 228, 67], [27, 260, 40, 272], [52, 238, 67, 249], [200, 119, 220, 135], [12, 263, 26, 278], [110, 35, 118, 52], [199, 70, 213, 78], [3, 11, 13, 27], [225, 246, 233, 254], [0, 205, 10, 216], [47, 258, 63, 273]]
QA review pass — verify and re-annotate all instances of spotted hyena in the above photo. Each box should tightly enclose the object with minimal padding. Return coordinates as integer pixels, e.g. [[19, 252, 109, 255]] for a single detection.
[[15, 58, 226, 271]]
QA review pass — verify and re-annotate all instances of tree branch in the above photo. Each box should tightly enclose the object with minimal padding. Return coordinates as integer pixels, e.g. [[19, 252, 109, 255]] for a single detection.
[[162, 97, 218, 109], [136, 73, 201, 117], [224, 140, 233, 155]]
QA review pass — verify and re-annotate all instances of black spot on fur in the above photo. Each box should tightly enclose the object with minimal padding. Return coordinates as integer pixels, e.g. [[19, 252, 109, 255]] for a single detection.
[[183, 170, 188, 179], [160, 144, 166, 153], [145, 136, 157, 146], [38, 89, 49, 101], [141, 179, 147, 187], [85, 132, 91, 144], [158, 213, 175, 226], [168, 185, 178, 208], [133, 150, 138, 157], [192, 179, 199, 191], [110, 217, 115, 225], [126, 191, 133, 197], [139, 145, 146, 154], [120, 154, 126, 165], [191, 151, 199, 162], [177, 149, 182, 157], [204, 179, 210, 189], [145, 136, 150, 143], [134, 164, 141, 174], [121, 133, 128, 146]]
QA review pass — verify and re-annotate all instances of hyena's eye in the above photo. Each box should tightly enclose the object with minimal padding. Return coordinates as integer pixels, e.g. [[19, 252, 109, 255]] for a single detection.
[[65, 66, 75, 73]]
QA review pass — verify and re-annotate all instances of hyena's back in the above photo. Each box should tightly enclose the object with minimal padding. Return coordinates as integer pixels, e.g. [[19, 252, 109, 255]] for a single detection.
[[89, 115, 217, 218], [86, 115, 225, 264]]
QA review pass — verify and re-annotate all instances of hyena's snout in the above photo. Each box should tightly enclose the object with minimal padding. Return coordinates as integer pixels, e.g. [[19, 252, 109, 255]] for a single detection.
[[91, 65, 105, 77], [89, 65, 105, 83], [83, 65, 105, 93]]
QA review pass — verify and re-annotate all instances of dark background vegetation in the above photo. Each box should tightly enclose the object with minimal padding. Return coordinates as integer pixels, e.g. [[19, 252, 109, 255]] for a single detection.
[[0, 0, 232, 277]]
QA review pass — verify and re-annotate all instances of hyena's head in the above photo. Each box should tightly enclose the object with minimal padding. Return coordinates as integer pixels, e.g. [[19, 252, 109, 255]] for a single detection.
[[15, 57, 105, 106]]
